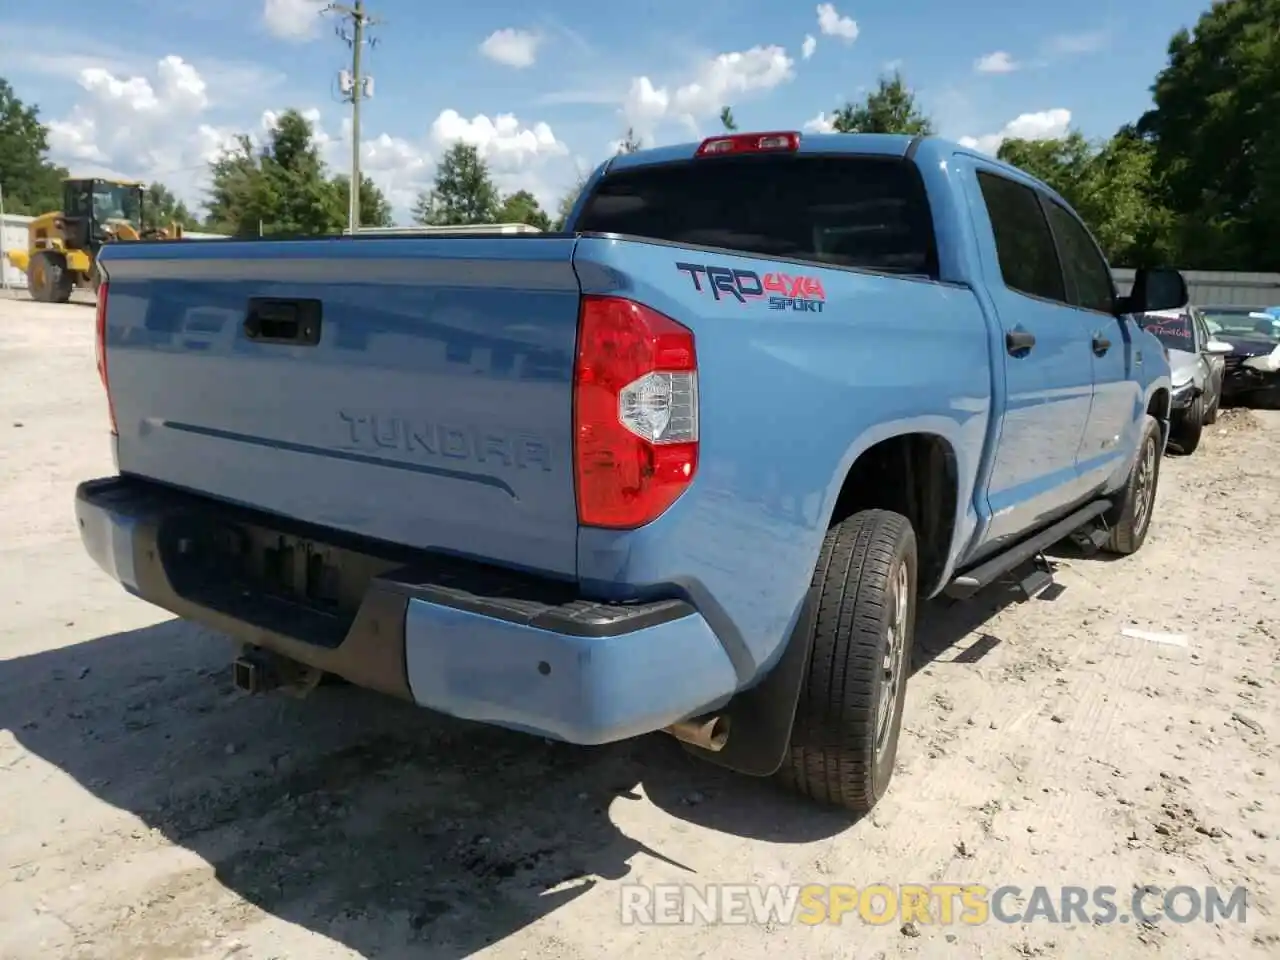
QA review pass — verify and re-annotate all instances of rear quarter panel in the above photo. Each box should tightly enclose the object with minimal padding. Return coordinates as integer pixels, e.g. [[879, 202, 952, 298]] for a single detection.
[[572, 235, 993, 684]]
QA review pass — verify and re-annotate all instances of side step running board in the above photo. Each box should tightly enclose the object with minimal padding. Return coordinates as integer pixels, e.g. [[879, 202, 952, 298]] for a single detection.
[[945, 499, 1111, 601]]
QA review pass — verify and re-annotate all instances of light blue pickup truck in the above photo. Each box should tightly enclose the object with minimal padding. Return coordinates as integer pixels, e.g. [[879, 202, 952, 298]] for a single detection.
[[77, 131, 1187, 815]]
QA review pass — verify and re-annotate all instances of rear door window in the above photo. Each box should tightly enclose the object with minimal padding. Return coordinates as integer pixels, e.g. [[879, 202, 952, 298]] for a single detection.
[[575, 155, 939, 279], [975, 171, 1065, 303], [1043, 200, 1116, 314]]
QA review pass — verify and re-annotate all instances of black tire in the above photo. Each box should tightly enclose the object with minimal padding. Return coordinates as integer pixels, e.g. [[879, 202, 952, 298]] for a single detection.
[[50, 258, 73, 303], [1103, 415, 1162, 556], [1172, 396, 1203, 454], [777, 509, 917, 816], [26, 253, 51, 302], [1203, 387, 1219, 425], [26, 251, 72, 303]]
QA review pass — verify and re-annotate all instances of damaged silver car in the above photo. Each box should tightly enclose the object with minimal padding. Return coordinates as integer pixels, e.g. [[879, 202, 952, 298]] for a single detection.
[[1139, 307, 1232, 453]]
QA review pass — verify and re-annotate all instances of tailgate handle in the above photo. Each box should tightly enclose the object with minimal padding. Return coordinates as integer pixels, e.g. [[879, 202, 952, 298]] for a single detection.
[[243, 298, 322, 346]]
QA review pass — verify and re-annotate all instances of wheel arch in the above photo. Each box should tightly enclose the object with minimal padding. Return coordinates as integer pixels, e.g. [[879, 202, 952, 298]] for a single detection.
[[826, 430, 962, 598]]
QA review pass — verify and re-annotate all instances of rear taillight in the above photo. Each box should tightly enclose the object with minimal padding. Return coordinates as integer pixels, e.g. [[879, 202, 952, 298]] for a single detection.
[[695, 131, 800, 157], [95, 283, 117, 435], [573, 296, 698, 528]]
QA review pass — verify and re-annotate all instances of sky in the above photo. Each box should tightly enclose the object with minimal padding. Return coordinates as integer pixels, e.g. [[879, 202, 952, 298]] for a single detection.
[[0, 0, 1217, 224]]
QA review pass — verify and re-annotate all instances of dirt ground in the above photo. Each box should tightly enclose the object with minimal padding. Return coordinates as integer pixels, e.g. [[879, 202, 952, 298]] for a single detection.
[[1, 295, 1276, 960]]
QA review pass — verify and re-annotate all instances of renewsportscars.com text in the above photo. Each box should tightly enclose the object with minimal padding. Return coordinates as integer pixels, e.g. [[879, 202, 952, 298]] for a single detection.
[[619, 883, 1249, 927]]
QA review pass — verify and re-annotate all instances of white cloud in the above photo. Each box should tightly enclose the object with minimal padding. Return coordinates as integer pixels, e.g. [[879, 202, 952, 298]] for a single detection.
[[39, 48, 576, 224], [275, 108, 568, 214], [479, 28, 542, 68], [332, 120, 432, 214], [958, 108, 1072, 154], [430, 109, 568, 170], [801, 35, 817, 59], [262, 0, 322, 42], [622, 45, 796, 136], [974, 51, 1019, 74], [45, 56, 228, 182], [260, 106, 331, 147], [816, 4, 859, 42], [803, 112, 836, 133]]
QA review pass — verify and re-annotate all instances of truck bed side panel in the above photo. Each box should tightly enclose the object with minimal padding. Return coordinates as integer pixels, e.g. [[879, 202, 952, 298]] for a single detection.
[[101, 237, 582, 576], [571, 236, 993, 683]]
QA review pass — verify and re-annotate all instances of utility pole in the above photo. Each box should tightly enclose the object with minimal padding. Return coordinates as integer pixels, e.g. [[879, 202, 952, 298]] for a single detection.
[[325, 1, 380, 234]]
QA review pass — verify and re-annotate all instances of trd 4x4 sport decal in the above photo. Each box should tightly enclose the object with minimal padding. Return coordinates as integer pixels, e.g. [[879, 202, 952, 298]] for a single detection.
[[675, 261, 826, 312]]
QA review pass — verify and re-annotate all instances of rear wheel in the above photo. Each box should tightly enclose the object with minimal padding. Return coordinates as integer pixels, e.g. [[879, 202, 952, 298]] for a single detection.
[[777, 509, 917, 816], [1103, 415, 1162, 556]]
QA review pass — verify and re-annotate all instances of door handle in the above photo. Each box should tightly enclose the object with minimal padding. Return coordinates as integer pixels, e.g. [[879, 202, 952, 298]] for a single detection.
[[1006, 329, 1036, 356], [243, 297, 323, 346], [1092, 334, 1111, 356]]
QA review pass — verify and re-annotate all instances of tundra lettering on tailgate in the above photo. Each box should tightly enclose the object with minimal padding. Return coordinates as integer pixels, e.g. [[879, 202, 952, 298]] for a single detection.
[[675, 261, 826, 313], [338, 411, 554, 471]]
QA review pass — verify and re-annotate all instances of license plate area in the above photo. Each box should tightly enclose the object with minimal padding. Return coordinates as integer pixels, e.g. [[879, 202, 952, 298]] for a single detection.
[[159, 512, 400, 635]]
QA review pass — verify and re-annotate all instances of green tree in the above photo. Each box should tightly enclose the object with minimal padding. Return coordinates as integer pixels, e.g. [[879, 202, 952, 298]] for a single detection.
[[204, 134, 271, 235], [412, 142, 499, 225], [1137, 0, 1280, 269], [998, 129, 1176, 266], [259, 109, 344, 235], [997, 132, 1095, 210], [719, 106, 737, 132], [1078, 130, 1176, 266], [333, 173, 394, 228], [831, 71, 934, 135], [616, 128, 642, 153], [0, 78, 67, 215], [142, 182, 199, 232], [497, 189, 551, 230], [552, 169, 590, 231], [204, 109, 391, 235]]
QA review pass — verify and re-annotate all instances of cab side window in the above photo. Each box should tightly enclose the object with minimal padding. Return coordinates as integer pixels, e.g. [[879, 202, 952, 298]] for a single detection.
[[1043, 200, 1115, 314], [976, 171, 1065, 303]]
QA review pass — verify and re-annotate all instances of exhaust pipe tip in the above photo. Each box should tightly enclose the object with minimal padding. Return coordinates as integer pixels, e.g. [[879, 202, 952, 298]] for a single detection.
[[665, 714, 730, 752]]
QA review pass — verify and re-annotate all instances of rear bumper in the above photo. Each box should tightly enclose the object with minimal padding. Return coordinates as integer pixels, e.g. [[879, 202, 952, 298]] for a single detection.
[[75, 476, 738, 745]]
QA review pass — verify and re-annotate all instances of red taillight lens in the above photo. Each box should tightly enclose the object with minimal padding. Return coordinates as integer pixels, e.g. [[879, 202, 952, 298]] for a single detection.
[[95, 282, 117, 435], [573, 296, 698, 528], [695, 131, 800, 157]]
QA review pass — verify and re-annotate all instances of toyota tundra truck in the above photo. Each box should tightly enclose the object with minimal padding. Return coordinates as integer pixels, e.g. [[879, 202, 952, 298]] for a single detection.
[[76, 131, 1187, 815]]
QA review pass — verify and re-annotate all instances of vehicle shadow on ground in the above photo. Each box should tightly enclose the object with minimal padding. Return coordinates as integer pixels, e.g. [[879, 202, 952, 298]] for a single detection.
[[0, 574, 1034, 956]]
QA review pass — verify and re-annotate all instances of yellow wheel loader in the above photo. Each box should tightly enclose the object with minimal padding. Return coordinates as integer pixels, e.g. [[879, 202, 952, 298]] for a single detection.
[[4, 177, 185, 303]]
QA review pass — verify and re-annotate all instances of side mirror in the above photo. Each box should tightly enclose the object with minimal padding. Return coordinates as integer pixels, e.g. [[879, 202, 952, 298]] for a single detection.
[[1206, 339, 1233, 355], [1118, 266, 1188, 315]]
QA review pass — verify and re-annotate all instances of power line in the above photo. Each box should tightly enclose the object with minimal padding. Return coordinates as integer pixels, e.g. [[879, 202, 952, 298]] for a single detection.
[[323, 1, 382, 234]]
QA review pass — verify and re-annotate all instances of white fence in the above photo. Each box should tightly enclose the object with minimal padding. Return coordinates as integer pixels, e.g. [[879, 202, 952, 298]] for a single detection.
[[1, 213, 31, 288]]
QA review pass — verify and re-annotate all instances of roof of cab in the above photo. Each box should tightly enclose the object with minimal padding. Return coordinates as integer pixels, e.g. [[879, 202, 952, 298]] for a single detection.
[[601, 131, 1072, 209]]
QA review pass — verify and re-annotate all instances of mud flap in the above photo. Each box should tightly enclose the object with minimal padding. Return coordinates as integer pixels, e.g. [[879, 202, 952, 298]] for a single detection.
[[679, 588, 816, 777]]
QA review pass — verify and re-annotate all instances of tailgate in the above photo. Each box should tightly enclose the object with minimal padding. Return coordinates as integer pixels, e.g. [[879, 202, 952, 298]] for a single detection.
[[100, 236, 583, 577]]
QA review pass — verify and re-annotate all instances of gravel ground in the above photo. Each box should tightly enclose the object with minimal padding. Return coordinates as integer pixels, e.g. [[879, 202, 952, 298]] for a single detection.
[[1, 296, 1277, 960]]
